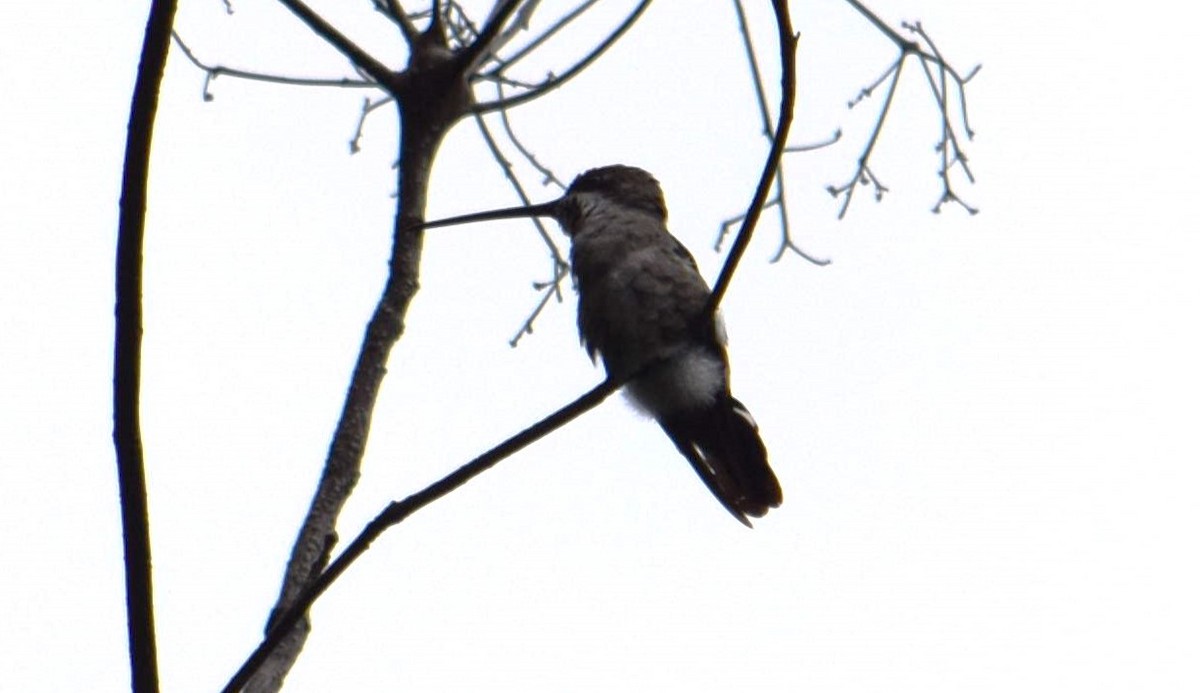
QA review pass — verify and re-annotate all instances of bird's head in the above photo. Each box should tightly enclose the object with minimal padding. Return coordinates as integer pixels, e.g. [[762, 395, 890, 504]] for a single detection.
[[563, 165, 667, 225]]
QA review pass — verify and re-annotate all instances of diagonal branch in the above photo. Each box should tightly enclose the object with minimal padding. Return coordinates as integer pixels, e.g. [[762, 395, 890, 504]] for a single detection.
[[222, 377, 621, 693], [841, 0, 918, 51], [274, 0, 395, 85], [457, 0, 526, 74]]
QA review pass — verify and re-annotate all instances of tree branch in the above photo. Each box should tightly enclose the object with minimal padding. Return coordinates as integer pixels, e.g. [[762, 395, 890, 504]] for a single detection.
[[114, 0, 178, 690], [223, 377, 620, 692], [707, 0, 797, 314], [841, 0, 918, 51], [475, 0, 600, 79], [457, 0, 525, 74], [377, 0, 421, 43], [473, 0, 651, 113], [719, 0, 827, 267], [827, 55, 905, 219], [171, 31, 377, 100], [472, 96, 570, 346], [274, 0, 395, 86]]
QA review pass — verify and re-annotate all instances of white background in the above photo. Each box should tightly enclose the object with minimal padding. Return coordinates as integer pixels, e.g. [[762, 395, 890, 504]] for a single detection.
[[2, 0, 1197, 690]]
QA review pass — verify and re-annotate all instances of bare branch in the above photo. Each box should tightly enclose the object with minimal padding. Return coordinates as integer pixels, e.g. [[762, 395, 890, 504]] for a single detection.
[[171, 32, 377, 100], [349, 96, 395, 153], [720, 0, 826, 267], [904, 21, 979, 214], [717, 196, 830, 267], [477, 0, 601, 80], [222, 377, 621, 692], [373, 0, 420, 43], [471, 112, 565, 266], [821, 12, 980, 219], [842, 0, 919, 51], [732, 0, 772, 139], [439, 1, 480, 49], [472, 104, 570, 345], [473, 0, 652, 113], [906, 21, 978, 138], [707, 0, 798, 313], [784, 128, 842, 153], [507, 266, 569, 347], [495, 88, 568, 191], [826, 54, 905, 219], [457, 0, 525, 74], [116, 1, 179, 690], [274, 0, 395, 86]]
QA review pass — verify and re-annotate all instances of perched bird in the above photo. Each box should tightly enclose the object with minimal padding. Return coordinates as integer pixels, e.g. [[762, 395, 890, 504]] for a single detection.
[[423, 165, 782, 525]]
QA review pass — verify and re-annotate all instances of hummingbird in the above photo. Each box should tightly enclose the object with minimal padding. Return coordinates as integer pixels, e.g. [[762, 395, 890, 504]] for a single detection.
[[422, 165, 782, 526]]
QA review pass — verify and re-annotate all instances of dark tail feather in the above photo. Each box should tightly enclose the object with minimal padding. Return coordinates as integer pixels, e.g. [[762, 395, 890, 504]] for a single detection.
[[659, 396, 783, 527]]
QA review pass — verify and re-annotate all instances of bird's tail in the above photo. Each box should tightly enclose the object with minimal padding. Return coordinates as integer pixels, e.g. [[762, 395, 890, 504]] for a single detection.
[[658, 396, 783, 527]]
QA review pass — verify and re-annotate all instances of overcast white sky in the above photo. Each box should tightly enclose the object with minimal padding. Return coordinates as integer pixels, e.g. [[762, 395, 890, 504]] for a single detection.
[[2, 0, 1197, 691]]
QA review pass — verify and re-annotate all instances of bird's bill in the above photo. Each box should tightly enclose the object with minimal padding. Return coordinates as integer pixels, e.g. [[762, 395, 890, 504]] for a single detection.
[[417, 199, 562, 229]]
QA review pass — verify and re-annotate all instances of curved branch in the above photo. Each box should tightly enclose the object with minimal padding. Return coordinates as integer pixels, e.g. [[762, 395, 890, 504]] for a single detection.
[[707, 0, 797, 313], [115, 0, 179, 690], [724, 0, 827, 267]]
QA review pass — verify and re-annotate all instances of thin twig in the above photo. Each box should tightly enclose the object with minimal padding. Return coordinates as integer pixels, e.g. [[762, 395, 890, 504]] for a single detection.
[[471, 111, 565, 266], [827, 2, 979, 218], [827, 54, 905, 219], [507, 265, 569, 346], [171, 32, 377, 100], [473, 0, 651, 113], [440, 1, 482, 50], [903, 22, 979, 215], [477, 0, 601, 82], [495, 86, 567, 191], [784, 129, 842, 153], [349, 96, 395, 153], [472, 108, 571, 346]]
